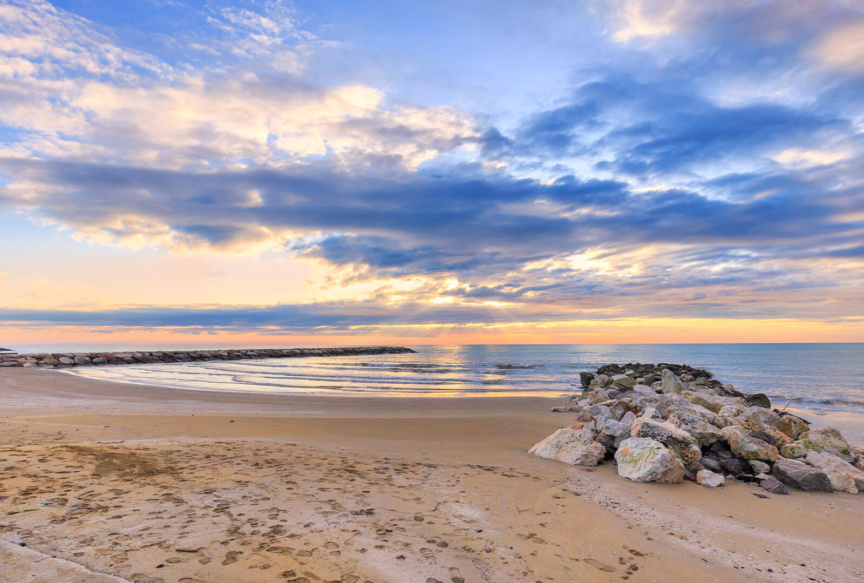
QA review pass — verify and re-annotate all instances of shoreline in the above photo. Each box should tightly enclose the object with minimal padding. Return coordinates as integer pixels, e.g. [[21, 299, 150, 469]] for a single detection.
[[2, 368, 864, 582]]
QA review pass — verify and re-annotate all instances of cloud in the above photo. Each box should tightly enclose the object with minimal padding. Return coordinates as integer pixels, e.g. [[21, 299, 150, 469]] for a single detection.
[[1, 0, 864, 332], [0, 0, 481, 171]]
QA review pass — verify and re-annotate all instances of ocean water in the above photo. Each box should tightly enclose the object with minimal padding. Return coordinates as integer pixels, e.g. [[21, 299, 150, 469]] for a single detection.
[[54, 343, 864, 414]]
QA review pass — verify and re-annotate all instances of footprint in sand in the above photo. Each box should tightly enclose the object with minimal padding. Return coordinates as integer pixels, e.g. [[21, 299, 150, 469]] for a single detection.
[[584, 557, 616, 573], [448, 567, 465, 583], [222, 550, 243, 565]]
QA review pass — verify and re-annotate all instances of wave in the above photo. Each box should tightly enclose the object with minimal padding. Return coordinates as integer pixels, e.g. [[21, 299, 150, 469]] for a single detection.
[[493, 363, 542, 370]]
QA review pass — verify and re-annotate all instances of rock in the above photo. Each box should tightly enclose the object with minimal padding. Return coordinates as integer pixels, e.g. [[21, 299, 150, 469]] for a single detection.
[[738, 407, 781, 430], [641, 406, 658, 419], [529, 427, 605, 466], [749, 460, 771, 475], [718, 404, 747, 419], [58, 357, 74, 365], [632, 384, 655, 395], [697, 470, 725, 488], [700, 457, 722, 473], [557, 442, 607, 467], [749, 429, 789, 449], [804, 451, 864, 494], [612, 374, 636, 389], [614, 438, 685, 484], [721, 426, 779, 462], [620, 411, 637, 426], [579, 372, 595, 388], [779, 442, 807, 459], [760, 476, 791, 495], [676, 415, 723, 446], [718, 457, 750, 476], [773, 458, 833, 492], [601, 419, 632, 438], [529, 428, 596, 460], [744, 393, 771, 408], [631, 418, 701, 465], [796, 427, 852, 457], [777, 414, 809, 439], [684, 392, 730, 414], [659, 369, 686, 394]]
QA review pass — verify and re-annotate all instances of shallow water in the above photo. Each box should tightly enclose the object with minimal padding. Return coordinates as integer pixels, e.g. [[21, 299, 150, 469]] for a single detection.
[[59, 343, 864, 413]]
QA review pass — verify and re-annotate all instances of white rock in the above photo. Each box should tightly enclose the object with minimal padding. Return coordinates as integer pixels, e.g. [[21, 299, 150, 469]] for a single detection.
[[620, 411, 637, 426], [805, 451, 864, 494], [615, 438, 685, 484], [696, 470, 725, 488], [529, 427, 606, 467], [556, 442, 606, 466]]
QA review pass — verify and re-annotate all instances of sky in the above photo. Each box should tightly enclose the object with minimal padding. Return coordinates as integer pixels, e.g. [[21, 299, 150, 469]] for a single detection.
[[0, 0, 863, 346]]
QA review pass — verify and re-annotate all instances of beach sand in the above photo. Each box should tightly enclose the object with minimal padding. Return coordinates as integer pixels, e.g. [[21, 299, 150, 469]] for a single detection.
[[1, 368, 863, 583]]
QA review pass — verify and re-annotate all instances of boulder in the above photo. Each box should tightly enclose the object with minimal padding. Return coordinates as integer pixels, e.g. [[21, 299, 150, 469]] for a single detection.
[[744, 393, 771, 409], [749, 460, 771, 475], [557, 442, 607, 467], [700, 457, 722, 473], [631, 418, 701, 465], [697, 470, 725, 488], [779, 442, 807, 459], [612, 374, 636, 389], [676, 414, 723, 446], [601, 419, 632, 438], [659, 369, 686, 394], [777, 414, 809, 440], [614, 438, 685, 484], [796, 427, 852, 457], [529, 427, 596, 459], [760, 476, 791, 495], [773, 459, 833, 492], [721, 426, 779, 462], [529, 428, 604, 467], [738, 407, 781, 430], [718, 457, 751, 476], [805, 451, 864, 494], [685, 391, 732, 414]]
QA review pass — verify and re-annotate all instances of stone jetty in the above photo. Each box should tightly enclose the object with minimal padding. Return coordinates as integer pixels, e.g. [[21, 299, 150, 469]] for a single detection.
[[532, 362, 864, 494], [0, 346, 416, 369]]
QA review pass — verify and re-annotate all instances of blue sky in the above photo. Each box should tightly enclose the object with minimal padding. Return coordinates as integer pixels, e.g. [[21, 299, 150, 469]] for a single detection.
[[0, 0, 863, 343]]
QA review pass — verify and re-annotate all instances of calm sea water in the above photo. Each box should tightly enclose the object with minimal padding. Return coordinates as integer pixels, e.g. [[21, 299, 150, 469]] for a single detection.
[[34, 343, 864, 414]]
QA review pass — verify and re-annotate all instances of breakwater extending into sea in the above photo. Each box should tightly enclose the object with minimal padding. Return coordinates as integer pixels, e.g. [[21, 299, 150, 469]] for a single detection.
[[0, 346, 416, 369]]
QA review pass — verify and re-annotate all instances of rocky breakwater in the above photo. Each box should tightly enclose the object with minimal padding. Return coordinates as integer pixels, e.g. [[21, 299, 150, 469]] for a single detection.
[[0, 346, 416, 369], [531, 362, 864, 494]]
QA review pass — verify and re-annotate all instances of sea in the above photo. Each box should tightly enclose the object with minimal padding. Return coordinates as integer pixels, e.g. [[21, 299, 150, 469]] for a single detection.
[[13, 343, 864, 415]]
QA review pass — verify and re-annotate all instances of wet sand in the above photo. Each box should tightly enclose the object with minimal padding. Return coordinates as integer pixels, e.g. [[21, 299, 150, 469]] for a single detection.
[[1, 368, 863, 583]]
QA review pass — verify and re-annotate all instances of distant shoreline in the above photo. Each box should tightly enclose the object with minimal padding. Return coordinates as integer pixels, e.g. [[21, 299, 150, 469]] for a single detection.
[[0, 346, 416, 369]]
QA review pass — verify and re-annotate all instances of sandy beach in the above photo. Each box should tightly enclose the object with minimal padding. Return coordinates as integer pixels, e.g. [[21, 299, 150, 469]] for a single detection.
[[1, 368, 864, 583]]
